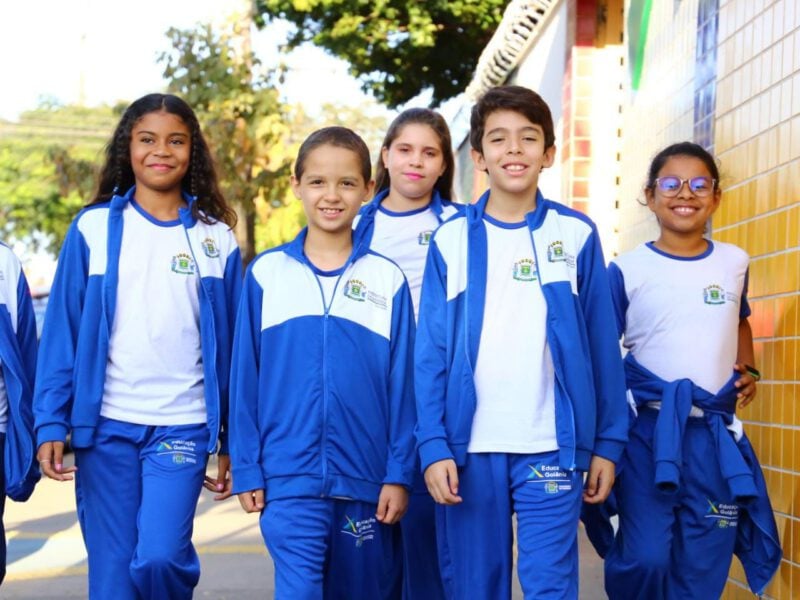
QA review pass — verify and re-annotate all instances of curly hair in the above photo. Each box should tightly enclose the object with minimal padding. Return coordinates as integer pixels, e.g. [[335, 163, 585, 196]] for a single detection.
[[89, 93, 237, 227]]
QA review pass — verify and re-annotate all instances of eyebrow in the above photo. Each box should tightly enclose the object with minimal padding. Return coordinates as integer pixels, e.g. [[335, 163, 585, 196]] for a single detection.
[[485, 125, 542, 136], [134, 130, 189, 138]]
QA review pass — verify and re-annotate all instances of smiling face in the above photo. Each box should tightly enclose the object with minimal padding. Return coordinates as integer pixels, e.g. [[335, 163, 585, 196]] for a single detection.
[[129, 110, 191, 197], [471, 109, 555, 206], [646, 155, 721, 241], [291, 143, 374, 238], [380, 122, 446, 209]]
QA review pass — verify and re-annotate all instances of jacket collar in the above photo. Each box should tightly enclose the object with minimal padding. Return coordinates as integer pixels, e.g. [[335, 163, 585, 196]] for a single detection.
[[468, 188, 549, 230], [284, 227, 370, 267], [110, 185, 198, 227]]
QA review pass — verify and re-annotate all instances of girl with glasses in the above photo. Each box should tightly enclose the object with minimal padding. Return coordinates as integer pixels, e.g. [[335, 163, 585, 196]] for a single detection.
[[599, 142, 781, 598]]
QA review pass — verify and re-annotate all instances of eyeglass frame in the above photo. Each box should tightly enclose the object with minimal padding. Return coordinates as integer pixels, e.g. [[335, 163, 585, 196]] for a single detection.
[[652, 176, 718, 197]]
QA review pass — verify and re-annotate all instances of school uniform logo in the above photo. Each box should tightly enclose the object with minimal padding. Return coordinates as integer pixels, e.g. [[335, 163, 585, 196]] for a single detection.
[[344, 279, 367, 301], [513, 258, 538, 282], [341, 515, 376, 547], [703, 284, 726, 305], [418, 230, 433, 245], [547, 240, 567, 262], [171, 252, 196, 275], [156, 439, 198, 465], [526, 463, 573, 494], [704, 498, 739, 529], [201, 237, 220, 258]]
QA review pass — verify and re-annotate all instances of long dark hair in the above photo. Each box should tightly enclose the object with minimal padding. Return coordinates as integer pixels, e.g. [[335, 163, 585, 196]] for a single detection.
[[375, 108, 455, 201], [89, 93, 237, 227]]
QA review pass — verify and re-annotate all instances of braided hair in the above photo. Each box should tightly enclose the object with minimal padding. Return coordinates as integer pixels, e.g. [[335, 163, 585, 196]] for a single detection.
[[89, 93, 237, 227]]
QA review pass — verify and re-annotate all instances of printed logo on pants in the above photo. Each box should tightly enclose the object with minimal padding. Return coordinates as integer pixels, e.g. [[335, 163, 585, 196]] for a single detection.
[[340, 515, 376, 547], [704, 498, 739, 529], [526, 463, 573, 494], [156, 439, 198, 465]]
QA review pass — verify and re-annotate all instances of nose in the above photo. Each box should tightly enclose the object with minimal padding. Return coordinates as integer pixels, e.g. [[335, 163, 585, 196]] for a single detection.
[[507, 138, 522, 154], [153, 141, 171, 156], [409, 151, 423, 166]]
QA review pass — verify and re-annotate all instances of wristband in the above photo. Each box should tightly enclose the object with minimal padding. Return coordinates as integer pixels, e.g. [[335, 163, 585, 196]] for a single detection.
[[744, 364, 761, 381]]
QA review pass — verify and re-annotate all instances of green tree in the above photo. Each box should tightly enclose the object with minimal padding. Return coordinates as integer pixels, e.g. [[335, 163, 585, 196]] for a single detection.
[[254, 0, 507, 107], [0, 104, 116, 253], [160, 21, 294, 265]]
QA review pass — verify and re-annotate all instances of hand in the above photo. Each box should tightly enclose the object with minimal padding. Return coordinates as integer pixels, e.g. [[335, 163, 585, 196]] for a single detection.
[[733, 363, 758, 408], [583, 455, 615, 504], [424, 459, 462, 505], [376, 484, 409, 524], [237, 489, 265, 513], [203, 454, 232, 501], [37, 441, 77, 482]]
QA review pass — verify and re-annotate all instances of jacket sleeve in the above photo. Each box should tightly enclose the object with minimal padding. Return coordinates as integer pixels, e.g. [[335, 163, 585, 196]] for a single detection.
[[16, 263, 37, 388], [217, 243, 243, 455], [383, 278, 416, 488], [33, 219, 89, 446], [576, 227, 628, 463], [606, 262, 627, 338], [414, 240, 454, 472], [229, 265, 265, 495]]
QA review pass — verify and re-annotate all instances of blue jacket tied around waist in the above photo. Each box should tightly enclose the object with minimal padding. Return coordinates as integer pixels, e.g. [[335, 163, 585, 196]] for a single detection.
[[583, 353, 782, 594]]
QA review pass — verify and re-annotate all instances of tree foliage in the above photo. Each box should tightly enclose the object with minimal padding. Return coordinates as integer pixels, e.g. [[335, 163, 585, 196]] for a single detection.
[[160, 22, 294, 264], [0, 105, 116, 254], [254, 0, 507, 108]]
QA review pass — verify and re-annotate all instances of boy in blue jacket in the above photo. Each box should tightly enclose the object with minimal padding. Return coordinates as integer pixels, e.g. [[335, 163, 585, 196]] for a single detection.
[[230, 126, 416, 600], [0, 243, 39, 584], [415, 85, 628, 599]]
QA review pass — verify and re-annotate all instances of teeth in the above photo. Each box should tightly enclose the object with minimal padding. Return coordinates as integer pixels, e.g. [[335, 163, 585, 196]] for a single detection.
[[673, 206, 696, 215], [505, 165, 525, 172]]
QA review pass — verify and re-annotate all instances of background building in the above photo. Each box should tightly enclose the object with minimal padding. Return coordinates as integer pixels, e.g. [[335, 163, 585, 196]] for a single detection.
[[448, 0, 800, 597]]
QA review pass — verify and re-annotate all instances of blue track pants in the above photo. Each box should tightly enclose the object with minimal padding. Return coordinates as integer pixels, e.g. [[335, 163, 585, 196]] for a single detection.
[[436, 451, 583, 600], [604, 409, 739, 600], [74, 417, 209, 600], [260, 497, 402, 600], [401, 471, 445, 600]]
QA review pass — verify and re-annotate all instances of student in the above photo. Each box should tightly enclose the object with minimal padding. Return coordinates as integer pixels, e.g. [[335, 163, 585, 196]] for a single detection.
[[0, 243, 39, 584], [230, 126, 416, 600], [415, 84, 628, 599], [601, 142, 781, 599], [33, 93, 242, 599], [354, 107, 461, 599]]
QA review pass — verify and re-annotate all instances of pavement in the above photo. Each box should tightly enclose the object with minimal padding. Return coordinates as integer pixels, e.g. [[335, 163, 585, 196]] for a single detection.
[[1, 455, 606, 599]]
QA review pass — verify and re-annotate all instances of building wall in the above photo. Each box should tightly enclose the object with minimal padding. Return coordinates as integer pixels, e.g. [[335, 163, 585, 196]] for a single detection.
[[712, 0, 800, 597]]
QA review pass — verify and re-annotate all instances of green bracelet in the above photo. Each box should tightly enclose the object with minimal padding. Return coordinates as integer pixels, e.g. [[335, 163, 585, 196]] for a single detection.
[[745, 364, 761, 381]]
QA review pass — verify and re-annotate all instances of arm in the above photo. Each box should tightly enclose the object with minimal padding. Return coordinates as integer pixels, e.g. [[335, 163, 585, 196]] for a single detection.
[[383, 279, 416, 491], [576, 228, 628, 466], [15, 261, 37, 389], [34, 221, 88, 481], [733, 269, 758, 408], [415, 241, 461, 505], [228, 266, 266, 506]]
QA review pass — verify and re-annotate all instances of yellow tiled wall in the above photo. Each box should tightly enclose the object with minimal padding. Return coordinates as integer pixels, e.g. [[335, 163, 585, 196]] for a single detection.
[[713, 0, 800, 598]]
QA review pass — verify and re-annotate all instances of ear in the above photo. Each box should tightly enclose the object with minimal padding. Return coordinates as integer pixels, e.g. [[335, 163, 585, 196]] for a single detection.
[[644, 187, 656, 212], [365, 178, 376, 199], [471, 148, 487, 172], [290, 176, 301, 200], [710, 188, 722, 213], [542, 145, 556, 169], [380, 146, 389, 169]]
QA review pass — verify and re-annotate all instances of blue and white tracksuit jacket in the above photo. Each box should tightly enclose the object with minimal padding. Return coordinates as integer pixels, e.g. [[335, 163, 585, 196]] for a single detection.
[[229, 228, 417, 503], [415, 190, 628, 473], [0, 243, 39, 501], [33, 186, 242, 454]]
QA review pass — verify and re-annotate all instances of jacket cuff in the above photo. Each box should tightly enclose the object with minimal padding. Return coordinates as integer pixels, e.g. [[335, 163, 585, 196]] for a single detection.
[[593, 439, 626, 465], [418, 438, 454, 473], [36, 424, 68, 448], [231, 464, 265, 495], [654, 460, 680, 494], [383, 461, 414, 489]]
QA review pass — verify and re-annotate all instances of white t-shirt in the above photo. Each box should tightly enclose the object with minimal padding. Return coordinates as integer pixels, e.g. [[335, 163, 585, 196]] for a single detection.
[[367, 205, 450, 321], [611, 241, 749, 395], [101, 201, 206, 425], [468, 216, 558, 454]]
